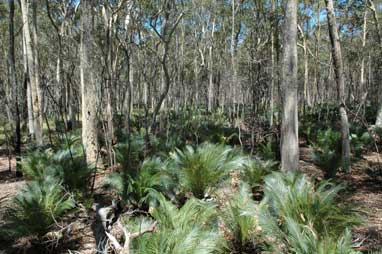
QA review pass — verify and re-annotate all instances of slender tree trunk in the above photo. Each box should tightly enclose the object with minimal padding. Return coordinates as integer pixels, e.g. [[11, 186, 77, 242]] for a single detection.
[[269, 0, 276, 126], [360, 9, 368, 102], [22, 31, 34, 137], [207, 18, 215, 113], [81, 0, 99, 165], [325, 0, 351, 172], [368, 0, 382, 126], [8, 0, 22, 176], [313, 0, 321, 105], [21, 0, 43, 145], [281, 0, 299, 172], [31, 0, 44, 143]]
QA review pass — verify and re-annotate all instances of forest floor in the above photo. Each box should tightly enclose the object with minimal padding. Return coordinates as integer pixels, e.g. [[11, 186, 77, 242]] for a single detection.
[[0, 147, 381, 253]]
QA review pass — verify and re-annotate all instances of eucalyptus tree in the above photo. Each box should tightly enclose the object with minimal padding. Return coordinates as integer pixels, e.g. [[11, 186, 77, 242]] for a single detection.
[[325, 0, 351, 172], [80, 0, 99, 165], [20, 0, 43, 145], [281, 0, 299, 172]]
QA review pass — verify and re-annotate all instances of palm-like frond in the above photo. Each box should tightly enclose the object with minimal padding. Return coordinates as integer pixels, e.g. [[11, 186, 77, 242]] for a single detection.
[[219, 183, 258, 251], [259, 172, 361, 253], [20, 149, 55, 180], [104, 157, 174, 207], [129, 192, 225, 254], [20, 144, 92, 193], [170, 143, 246, 198], [241, 158, 277, 189], [310, 128, 342, 178], [6, 177, 75, 237], [284, 218, 360, 254]]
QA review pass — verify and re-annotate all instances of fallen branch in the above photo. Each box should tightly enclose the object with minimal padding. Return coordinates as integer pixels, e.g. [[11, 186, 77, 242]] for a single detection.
[[105, 219, 157, 254]]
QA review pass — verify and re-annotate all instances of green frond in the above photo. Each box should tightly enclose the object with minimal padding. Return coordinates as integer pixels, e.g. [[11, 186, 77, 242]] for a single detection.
[[170, 143, 246, 198], [5, 177, 75, 238], [219, 182, 258, 250], [259, 172, 361, 253], [129, 192, 225, 254]]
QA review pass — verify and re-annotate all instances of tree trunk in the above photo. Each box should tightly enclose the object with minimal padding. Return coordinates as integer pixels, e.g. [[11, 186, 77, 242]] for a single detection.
[[21, 0, 43, 145], [8, 0, 22, 176], [360, 9, 368, 102], [207, 18, 215, 113], [325, 0, 351, 172], [368, 0, 382, 126], [281, 0, 299, 172], [81, 0, 99, 165]]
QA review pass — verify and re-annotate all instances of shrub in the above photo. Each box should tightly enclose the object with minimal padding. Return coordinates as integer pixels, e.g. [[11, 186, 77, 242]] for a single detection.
[[19, 149, 56, 180], [170, 143, 246, 199], [240, 159, 277, 191], [115, 132, 146, 169], [349, 124, 373, 158], [20, 143, 92, 194], [218, 183, 259, 252], [103, 157, 174, 208], [6, 177, 75, 237], [259, 172, 360, 253], [311, 128, 342, 178], [129, 192, 225, 254], [280, 218, 360, 254]]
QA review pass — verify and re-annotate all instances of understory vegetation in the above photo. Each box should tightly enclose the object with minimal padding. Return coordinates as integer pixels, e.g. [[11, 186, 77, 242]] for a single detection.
[[1, 0, 382, 253], [1, 104, 379, 254]]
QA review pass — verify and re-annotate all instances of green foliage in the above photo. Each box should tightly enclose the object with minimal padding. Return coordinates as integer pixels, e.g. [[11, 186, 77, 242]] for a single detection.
[[259, 172, 360, 253], [6, 177, 75, 237], [257, 138, 278, 162], [281, 219, 359, 254], [103, 157, 174, 207], [311, 128, 342, 178], [19, 149, 55, 180], [170, 143, 246, 198], [219, 183, 258, 251], [240, 158, 277, 190], [115, 132, 146, 169], [20, 139, 92, 194], [350, 132, 373, 158], [129, 192, 225, 254]]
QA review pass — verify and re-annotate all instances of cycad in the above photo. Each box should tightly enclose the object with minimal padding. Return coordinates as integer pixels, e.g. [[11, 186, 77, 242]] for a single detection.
[[20, 143, 92, 193], [6, 177, 75, 237], [219, 183, 258, 252], [115, 133, 146, 169], [19, 149, 56, 180], [241, 158, 277, 191], [282, 218, 359, 254], [259, 172, 360, 253], [170, 143, 245, 198], [103, 157, 173, 207], [311, 128, 342, 178], [129, 192, 225, 254], [51, 144, 92, 193]]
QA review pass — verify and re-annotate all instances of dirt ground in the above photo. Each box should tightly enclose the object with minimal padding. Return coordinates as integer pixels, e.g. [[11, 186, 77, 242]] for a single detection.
[[0, 148, 381, 253]]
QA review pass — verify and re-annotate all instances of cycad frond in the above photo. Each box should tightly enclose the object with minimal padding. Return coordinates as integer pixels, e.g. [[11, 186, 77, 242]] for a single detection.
[[219, 182, 258, 251], [129, 192, 225, 254], [6, 177, 75, 237], [170, 143, 246, 198], [259, 172, 361, 253]]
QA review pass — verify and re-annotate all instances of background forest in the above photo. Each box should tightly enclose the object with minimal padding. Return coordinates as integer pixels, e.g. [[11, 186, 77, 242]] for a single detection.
[[0, 0, 381, 253]]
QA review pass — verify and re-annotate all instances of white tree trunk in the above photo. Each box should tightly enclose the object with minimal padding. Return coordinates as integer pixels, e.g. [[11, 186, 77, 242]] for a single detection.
[[21, 0, 43, 145], [81, 0, 99, 165]]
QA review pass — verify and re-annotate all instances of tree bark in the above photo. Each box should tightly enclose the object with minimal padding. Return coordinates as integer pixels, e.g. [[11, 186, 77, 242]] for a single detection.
[[21, 0, 43, 145], [81, 0, 99, 165], [8, 0, 22, 176], [281, 0, 299, 172], [325, 0, 351, 172]]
